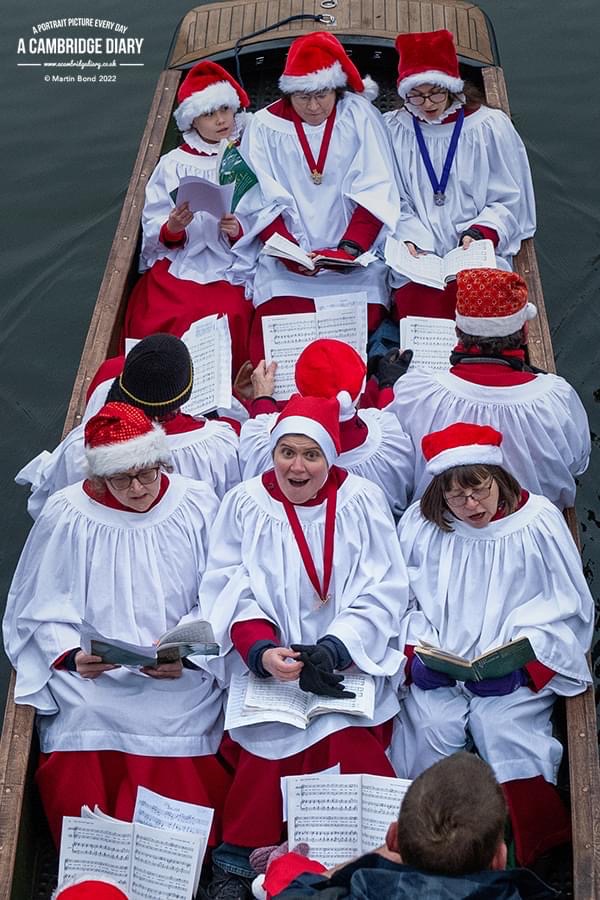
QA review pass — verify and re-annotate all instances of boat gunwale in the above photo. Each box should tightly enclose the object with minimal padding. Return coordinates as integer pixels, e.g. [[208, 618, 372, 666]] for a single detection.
[[1, 11, 599, 899]]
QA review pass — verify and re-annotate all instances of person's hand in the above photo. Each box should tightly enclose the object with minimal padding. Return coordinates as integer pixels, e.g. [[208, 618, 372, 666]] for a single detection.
[[141, 659, 184, 679], [465, 669, 527, 697], [167, 202, 193, 234], [377, 349, 414, 388], [411, 655, 456, 691], [281, 258, 316, 276], [232, 360, 254, 401], [251, 360, 277, 398], [405, 241, 427, 258], [220, 213, 241, 239], [291, 643, 356, 699], [75, 651, 119, 680], [261, 647, 303, 681], [460, 235, 474, 250]]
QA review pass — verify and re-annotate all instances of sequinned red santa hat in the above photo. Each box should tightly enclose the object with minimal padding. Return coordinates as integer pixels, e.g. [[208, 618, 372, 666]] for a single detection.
[[174, 61, 250, 132], [269, 394, 341, 467], [84, 402, 170, 478], [395, 29, 464, 98], [455, 268, 537, 337], [422, 422, 503, 476], [52, 878, 128, 899], [295, 339, 366, 422], [279, 32, 378, 101]]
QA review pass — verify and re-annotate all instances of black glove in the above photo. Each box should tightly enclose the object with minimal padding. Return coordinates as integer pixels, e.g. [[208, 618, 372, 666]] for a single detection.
[[377, 349, 414, 388], [291, 643, 356, 699]]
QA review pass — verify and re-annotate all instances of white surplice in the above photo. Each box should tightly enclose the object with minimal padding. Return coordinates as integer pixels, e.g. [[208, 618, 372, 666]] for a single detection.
[[230, 94, 401, 307], [383, 106, 536, 286], [388, 367, 590, 508], [198, 473, 410, 759], [239, 409, 415, 517], [3, 474, 225, 756], [390, 493, 593, 782]]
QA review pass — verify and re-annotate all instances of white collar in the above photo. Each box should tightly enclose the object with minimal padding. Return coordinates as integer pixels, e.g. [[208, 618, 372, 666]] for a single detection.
[[407, 95, 465, 125]]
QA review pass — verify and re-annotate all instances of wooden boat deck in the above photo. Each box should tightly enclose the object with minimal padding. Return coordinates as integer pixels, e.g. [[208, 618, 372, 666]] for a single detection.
[[168, 1, 496, 69], [1, 3, 598, 898]]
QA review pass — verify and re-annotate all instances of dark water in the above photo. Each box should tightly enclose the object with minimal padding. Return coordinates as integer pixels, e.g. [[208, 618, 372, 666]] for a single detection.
[[1, 0, 599, 721]]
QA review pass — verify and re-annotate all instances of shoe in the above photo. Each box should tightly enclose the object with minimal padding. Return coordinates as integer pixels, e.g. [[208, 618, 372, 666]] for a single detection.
[[197, 864, 254, 900]]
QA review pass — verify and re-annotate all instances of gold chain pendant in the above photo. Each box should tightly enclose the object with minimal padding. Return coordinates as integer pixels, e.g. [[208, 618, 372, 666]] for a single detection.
[[311, 169, 323, 185]]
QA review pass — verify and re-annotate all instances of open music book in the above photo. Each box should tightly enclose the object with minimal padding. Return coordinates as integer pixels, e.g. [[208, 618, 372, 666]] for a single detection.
[[262, 294, 368, 401], [180, 314, 232, 416], [415, 636, 536, 682], [263, 233, 376, 271], [399, 316, 456, 372], [225, 672, 375, 731], [385, 237, 496, 289], [80, 619, 219, 667], [59, 788, 214, 900], [287, 773, 412, 867]]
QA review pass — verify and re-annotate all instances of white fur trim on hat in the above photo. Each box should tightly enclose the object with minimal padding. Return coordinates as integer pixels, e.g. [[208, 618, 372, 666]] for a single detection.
[[456, 302, 537, 338], [361, 75, 379, 101], [425, 442, 503, 477], [85, 423, 170, 478], [336, 390, 356, 422], [398, 70, 464, 98], [279, 60, 348, 94], [269, 416, 337, 467], [174, 81, 242, 132]]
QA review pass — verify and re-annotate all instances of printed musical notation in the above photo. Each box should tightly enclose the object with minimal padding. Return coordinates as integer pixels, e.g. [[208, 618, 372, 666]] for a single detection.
[[399, 316, 456, 372], [262, 295, 368, 401], [286, 773, 412, 867]]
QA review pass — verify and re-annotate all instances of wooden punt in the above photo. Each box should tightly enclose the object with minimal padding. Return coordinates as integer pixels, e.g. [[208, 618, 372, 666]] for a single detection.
[[1, 2, 598, 897]]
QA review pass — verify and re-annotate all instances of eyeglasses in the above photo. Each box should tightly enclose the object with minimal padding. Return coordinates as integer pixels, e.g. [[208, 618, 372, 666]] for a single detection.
[[292, 90, 334, 105], [444, 480, 493, 508], [405, 90, 448, 106], [106, 467, 160, 491]]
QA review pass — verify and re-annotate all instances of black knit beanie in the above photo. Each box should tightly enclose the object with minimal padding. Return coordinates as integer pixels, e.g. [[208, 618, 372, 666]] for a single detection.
[[107, 333, 193, 417]]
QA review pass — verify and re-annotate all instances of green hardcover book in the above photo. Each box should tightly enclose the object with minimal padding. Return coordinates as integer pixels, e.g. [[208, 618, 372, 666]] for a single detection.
[[414, 636, 536, 682], [218, 143, 258, 211]]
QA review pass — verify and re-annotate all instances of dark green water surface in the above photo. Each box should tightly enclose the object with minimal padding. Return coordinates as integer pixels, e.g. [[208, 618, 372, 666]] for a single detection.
[[1, 0, 599, 719]]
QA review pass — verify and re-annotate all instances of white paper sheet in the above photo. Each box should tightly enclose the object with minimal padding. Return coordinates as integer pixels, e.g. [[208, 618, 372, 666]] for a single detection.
[[287, 775, 362, 867], [400, 316, 457, 372], [175, 175, 234, 218], [180, 315, 232, 416], [262, 313, 318, 400], [58, 817, 132, 890], [129, 823, 200, 900], [281, 763, 341, 820]]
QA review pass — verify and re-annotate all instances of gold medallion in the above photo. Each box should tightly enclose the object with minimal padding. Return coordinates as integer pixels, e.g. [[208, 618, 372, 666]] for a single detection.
[[311, 170, 323, 185]]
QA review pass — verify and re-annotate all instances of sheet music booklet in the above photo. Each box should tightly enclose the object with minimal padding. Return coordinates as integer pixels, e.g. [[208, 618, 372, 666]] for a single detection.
[[385, 236, 496, 289], [80, 618, 219, 667], [262, 293, 368, 400], [58, 786, 214, 900], [286, 773, 412, 867], [399, 315, 456, 373], [263, 233, 376, 270], [415, 636, 536, 682], [225, 672, 375, 731]]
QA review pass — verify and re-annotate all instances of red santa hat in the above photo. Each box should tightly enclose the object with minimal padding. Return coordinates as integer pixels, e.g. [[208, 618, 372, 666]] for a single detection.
[[294, 339, 366, 422], [52, 878, 128, 899], [84, 402, 170, 478], [422, 423, 503, 477], [269, 394, 341, 467], [395, 29, 464, 98], [278, 32, 378, 101], [455, 268, 537, 338], [174, 61, 250, 132]]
